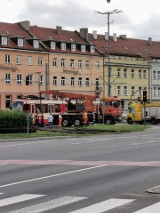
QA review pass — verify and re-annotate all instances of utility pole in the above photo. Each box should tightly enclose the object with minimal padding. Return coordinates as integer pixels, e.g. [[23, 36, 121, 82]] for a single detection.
[[95, 7, 122, 97]]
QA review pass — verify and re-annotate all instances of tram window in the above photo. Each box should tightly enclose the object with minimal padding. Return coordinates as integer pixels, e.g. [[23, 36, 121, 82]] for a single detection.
[[42, 104, 48, 113], [23, 104, 30, 111]]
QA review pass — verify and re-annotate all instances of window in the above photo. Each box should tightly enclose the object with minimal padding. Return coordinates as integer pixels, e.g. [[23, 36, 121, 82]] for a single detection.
[[153, 87, 156, 96], [5, 54, 11, 64], [81, 45, 86, 52], [16, 55, 22, 64], [71, 44, 76, 51], [158, 87, 160, 96], [33, 40, 39, 48], [78, 60, 82, 69], [61, 76, 66, 86], [139, 70, 142, 79], [85, 77, 90, 87], [95, 78, 99, 91], [53, 58, 58, 67], [131, 86, 135, 95], [50, 41, 56, 50], [95, 61, 100, 69], [124, 68, 127, 78], [38, 57, 43, 66], [90, 45, 95, 53], [53, 76, 58, 86], [18, 38, 24, 47], [123, 86, 128, 95], [39, 74, 43, 85], [5, 73, 11, 84], [61, 58, 65, 67], [26, 74, 33, 85], [78, 77, 82, 86], [70, 59, 75, 68], [153, 70, 156, 79], [117, 68, 121, 77], [17, 74, 22, 85], [1, 36, 8, 45], [143, 70, 147, 79], [131, 69, 134, 78], [158, 71, 160, 80], [71, 77, 75, 86], [27, 56, 33, 65], [85, 60, 90, 69], [117, 86, 121, 96], [5, 95, 12, 108], [61, 42, 66, 50], [138, 87, 142, 96]]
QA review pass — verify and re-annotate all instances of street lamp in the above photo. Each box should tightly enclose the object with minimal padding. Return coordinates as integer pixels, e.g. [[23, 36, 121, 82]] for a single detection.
[[95, 8, 122, 97]]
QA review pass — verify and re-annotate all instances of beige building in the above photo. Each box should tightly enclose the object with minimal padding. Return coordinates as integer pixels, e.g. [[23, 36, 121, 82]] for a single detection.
[[0, 22, 103, 109]]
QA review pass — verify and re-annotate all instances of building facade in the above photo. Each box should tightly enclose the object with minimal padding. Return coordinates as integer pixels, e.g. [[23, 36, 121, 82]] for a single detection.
[[1, 21, 160, 110]]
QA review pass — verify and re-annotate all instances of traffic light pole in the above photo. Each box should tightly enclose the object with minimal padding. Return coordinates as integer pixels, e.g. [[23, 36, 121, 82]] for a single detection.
[[143, 102, 146, 125]]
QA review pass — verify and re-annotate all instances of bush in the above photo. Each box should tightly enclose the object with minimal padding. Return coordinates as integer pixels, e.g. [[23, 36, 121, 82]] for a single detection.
[[0, 110, 33, 129]]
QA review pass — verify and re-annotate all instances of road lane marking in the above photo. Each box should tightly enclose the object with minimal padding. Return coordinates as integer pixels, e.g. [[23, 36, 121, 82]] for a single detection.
[[8, 196, 87, 213], [68, 198, 135, 213], [0, 165, 107, 189], [0, 194, 44, 207], [133, 201, 160, 213], [131, 141, 157, 145]]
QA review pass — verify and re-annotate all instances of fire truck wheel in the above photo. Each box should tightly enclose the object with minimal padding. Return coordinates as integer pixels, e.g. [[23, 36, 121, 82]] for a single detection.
[[127, 118, 133, 124], [62, 117, 70, 127], [73, 117, 83, 127], [104, 117, 114, 125]]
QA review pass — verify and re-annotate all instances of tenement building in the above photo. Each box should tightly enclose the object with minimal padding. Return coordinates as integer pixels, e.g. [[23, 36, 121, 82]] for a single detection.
[[0, 21, 103, 109], [1, 20, 160, 110]]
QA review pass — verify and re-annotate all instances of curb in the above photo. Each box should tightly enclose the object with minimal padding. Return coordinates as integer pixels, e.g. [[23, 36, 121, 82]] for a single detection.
[[146, 185, 160, 194]]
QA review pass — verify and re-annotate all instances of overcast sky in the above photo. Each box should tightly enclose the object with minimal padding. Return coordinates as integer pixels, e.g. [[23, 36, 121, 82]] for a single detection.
[[1, 0, 160, 40]]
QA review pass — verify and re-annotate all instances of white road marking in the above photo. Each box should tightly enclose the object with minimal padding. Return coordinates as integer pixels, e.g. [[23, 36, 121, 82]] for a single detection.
[[0, 165, 107, 189], [8, 196, 87, 213], [0, 194, 44, 207], [68, 198, 135, 213], [133, 201, 160, 213], [131, 141, 157, 145]]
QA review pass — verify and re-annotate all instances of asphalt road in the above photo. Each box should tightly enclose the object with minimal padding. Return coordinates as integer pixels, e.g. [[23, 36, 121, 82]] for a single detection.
[[0, 126, 160, 212]]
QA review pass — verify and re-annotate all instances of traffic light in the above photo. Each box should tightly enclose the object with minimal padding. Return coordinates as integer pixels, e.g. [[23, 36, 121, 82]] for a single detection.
[[143, 91, 147, 103], [25, 75, 29, 85]]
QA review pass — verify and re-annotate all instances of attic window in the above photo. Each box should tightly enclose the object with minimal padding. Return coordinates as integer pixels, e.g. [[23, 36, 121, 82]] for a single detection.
[[1, 36, 8, 45], [81, 44, 86, 53], [50, 41, 56, 50], [18, 38, 24, 47], [33, 40, 39, 48], [61, 42, 66, 50], [71, 43, 76, 51], [90, 45, 95, 53]]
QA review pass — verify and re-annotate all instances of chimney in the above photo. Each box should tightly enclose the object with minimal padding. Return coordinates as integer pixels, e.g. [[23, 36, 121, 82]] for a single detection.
[[93, 30, 97, 39], [148, 37, 152, 46], [113, 33, 117, 41], [80, 28, 88, 40], [18, 21, 30, 31], [56, 26, 62, 34], [105, 32, 108, 40]]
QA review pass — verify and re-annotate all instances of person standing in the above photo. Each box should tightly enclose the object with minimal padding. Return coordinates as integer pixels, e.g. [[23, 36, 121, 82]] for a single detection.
[[83, 111, 88, 126], [48, 113, 53, 128]]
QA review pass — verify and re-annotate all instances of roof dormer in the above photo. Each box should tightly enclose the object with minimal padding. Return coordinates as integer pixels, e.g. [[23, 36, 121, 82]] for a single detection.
[[11, 36, 24, 47], [0, 35, 8, 46]]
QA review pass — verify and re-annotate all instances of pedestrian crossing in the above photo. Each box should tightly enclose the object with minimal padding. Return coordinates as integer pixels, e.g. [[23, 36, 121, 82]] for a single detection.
[[0, 193, 160, 212]]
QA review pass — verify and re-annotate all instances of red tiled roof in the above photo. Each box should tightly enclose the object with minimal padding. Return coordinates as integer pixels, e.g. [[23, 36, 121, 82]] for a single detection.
[[29, 25, 100, 55], [0, 21, 45, 51], [88, 33, 160, 59]]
